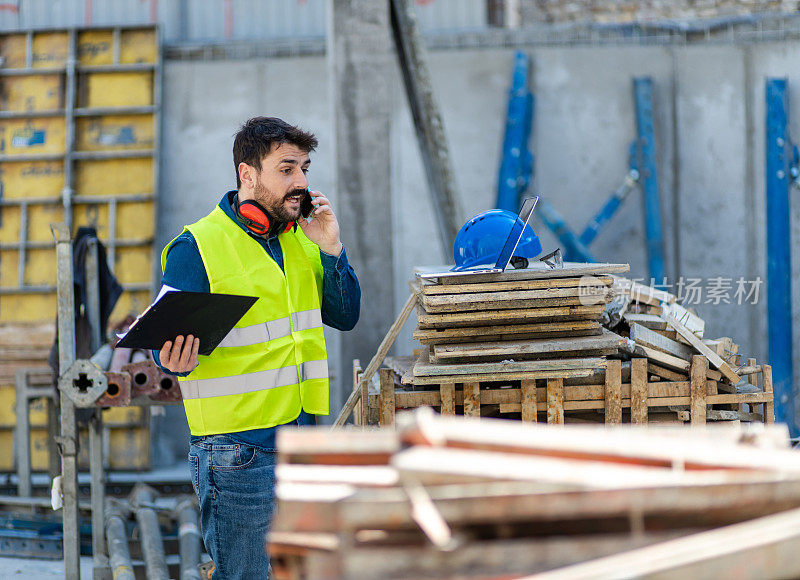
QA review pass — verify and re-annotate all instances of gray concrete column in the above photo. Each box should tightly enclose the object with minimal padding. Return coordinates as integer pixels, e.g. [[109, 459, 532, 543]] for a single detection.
[[327, 0, 395, 412]]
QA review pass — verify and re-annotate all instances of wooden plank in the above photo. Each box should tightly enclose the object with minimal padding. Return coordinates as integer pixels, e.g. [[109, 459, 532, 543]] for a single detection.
[[631, 358, 648, 424], [690, 355, 708, 425], [630, 323, 694, 360], [623, 313, 668, 330], [463, 382, 480, 417], [413, 353, 607, 378], [416, 304, 605, 329], [547, 378, 564, 424], [526, 506, 800, 580], [636, 344, 690, 372], [763, 364, 775, 424], [413, 320, 601, 344], [440, 383, 455, 416], [521, 379, 537, 422], [604, 360, 622, 424], [422, 289, 612, 313], [432, 330, 623, 362], [421, 275, 614, 295], [746, 357, 757, 415], [379, 368, 395, 427], [353, 359, 363, 426], [406, 368, 596, 385], [663, 313, 740, 384], [649, 363, 688, 382], [415, 262, 630, 285]]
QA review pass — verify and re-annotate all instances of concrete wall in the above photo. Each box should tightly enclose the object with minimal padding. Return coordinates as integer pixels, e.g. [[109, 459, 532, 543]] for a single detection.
[[154, 41, 800, 458]]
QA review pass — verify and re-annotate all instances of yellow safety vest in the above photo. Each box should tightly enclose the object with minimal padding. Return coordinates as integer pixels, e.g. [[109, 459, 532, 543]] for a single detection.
[[161, 206, 329, 436]]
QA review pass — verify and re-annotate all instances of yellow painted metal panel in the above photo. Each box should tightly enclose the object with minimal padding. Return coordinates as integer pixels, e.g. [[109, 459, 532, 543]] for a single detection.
[[0, 76, 63, 112], [116, 200, 155, 240], [110, 290, 151, 321], [32, 32, 68, 69], [75, 158, 153, 195], [0, 161, 64, 199], [72, 202, 109, 238], [24, 203, 64, 243], [76, 114, 155, 152], [107, 427, 150, 470], [0, 294, 56, 323], [0, 249, 19, 286], [115, 247, 153, 285], [0, 206, 21, 242], [23, 248, 57, 287], [120, 29, 157, 64], [82, 72, 153, 108], [0, 386, 48, 427], [0, 118, 65, 156], [103, 406, 143, 426], [0, 428, 50, 471], [77, 29, 113, 66], [0, 34, 27, 69]]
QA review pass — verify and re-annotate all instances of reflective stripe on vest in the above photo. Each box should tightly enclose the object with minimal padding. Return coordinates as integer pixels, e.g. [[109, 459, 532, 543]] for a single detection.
[[216, 308, 322, 348], [179, 359, 329, 400]]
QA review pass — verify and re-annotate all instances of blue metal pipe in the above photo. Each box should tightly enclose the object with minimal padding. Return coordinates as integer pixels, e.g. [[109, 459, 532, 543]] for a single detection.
[[633, 77, 666, 282], [536, 199, 596, 262], [765, 78, 796, 435]]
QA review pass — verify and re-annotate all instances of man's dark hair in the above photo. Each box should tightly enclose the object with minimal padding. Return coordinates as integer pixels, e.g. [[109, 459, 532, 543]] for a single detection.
[[233, 117, 318, 188]]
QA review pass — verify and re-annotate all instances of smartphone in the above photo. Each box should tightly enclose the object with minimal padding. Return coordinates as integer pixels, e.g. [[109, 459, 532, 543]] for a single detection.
[[301, 188, 314, 219]]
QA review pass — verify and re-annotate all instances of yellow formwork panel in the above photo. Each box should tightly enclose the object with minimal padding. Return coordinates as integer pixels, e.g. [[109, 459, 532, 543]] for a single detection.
[[0, 249, 19, 287], [76, 114, 155, 152], [117, 200, 155, 240], [0, 203, 64, 244], [107, 427, 150, 470], [110, 290, 152, 321], [103, 406, 143, 426], [72, 202, 110, 238], [81, 72, 153, 109], [0, 161, 64, 199], [0, 385, 48, 427], [0, 75, 63, 112], [23, 248, 57, 287], [32, 32, 68, 69], [0, 428, 50, 471], [75, 158, 153, 196], [0, 34, 27, 69], [120, 29, 157, 64], [77, 29, 113, 66], [115, 247, 153, 285], [0, 118, 65, 157], [0, 293, 56, 323]]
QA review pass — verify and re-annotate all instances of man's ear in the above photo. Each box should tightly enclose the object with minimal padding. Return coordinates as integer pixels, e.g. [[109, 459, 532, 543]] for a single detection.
[[238, 162, 255, 190]]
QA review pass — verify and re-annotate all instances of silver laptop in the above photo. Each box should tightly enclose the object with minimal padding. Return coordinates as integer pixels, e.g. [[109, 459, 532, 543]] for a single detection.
[[417, 196, 539, 280]]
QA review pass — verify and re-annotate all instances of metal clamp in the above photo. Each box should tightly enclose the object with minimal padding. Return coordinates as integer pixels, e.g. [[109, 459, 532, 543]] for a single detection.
[[58, 359, 108, 407]]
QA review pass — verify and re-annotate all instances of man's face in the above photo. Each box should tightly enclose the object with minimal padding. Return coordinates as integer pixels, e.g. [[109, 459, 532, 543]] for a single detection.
[[252, 143, 311, 223]]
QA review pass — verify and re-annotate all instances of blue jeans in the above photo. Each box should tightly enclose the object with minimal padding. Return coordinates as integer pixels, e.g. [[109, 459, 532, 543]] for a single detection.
[[189, 435, 276, 579]]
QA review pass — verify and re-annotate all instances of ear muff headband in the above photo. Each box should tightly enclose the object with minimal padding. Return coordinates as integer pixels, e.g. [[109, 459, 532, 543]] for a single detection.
[[236, 199, 294, 235]]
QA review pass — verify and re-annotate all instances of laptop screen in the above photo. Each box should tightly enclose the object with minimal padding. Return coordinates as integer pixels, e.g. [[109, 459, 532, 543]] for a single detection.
[[492, 196, 539, 270]]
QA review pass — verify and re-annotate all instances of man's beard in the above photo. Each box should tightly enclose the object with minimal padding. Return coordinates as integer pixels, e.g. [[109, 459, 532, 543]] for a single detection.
[[254, 181, 303, 223]]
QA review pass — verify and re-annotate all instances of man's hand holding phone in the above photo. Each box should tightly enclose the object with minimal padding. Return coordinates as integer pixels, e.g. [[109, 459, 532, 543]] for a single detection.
[[298, 189, 343, 257]]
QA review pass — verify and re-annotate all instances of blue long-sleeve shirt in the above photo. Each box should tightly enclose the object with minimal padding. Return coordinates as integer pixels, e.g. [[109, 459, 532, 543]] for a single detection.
[[156, 190, 360, 449]]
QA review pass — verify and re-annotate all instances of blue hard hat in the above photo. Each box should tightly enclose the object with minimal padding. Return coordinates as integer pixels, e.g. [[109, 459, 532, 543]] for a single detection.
[[453, 209, 542, 270]]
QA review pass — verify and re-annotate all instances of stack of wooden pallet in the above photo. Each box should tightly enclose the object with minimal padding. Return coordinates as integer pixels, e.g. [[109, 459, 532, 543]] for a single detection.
[[270, 409, 800, 580], [368, 263, 629, 425], [360, 264, 774, 427]]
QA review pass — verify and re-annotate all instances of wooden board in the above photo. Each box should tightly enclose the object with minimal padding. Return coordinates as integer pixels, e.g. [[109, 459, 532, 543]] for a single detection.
[[623, 313, 668, 331], [417, 304, 605, 329], [413, 350, 608, 378], [421, 275, 614, 296], [431, 330, 623, 362], [413, 320, 601, 345], [630, 323, 694, 361], [415, 262, 630, 285], [420, 286, 612, 313], [662, 313, 741, 384]]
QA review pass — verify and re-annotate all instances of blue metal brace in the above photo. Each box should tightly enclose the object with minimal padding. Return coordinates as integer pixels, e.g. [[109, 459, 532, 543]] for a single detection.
[[496, 51, 534, 212], [765, 78, 797, 435]]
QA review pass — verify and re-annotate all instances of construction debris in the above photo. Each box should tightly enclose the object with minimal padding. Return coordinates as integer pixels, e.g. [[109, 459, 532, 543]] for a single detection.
[[359, 263, 773, 426], [270, 408, 800, 580]]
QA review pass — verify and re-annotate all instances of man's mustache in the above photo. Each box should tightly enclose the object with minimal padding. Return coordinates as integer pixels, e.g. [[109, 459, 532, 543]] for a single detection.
[[283, 189, 308, 201]]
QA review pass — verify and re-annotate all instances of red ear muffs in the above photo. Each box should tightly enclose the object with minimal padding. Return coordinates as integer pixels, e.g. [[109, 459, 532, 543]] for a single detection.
[[237, 199, 294, 235]]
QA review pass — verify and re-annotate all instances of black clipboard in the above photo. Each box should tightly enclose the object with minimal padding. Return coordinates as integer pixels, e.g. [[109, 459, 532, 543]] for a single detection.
[[116, 291, 258, 356]]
